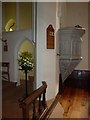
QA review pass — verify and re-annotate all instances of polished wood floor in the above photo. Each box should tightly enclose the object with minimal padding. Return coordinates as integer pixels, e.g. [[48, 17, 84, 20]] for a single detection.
[[2, 80, 90, 119], [2, 79, 34, 119], [59, 87, 90, 118]]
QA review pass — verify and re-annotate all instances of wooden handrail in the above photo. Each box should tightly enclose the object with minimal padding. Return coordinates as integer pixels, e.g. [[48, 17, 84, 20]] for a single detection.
[[19, 81, 62, 120], [20, 81, 47, 106], [19, 81, 48, 119]]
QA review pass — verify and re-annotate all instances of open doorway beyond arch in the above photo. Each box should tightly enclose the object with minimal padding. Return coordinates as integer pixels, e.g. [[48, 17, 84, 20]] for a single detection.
[[14, 37, 35, 87], [18, 39, 35, 81]]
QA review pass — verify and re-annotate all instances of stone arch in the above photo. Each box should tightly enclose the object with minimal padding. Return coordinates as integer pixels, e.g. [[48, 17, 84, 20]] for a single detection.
[[5, 18, 16, 32]]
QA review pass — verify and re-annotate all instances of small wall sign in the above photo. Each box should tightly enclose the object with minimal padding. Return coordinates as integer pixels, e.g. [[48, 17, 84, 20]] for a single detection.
[[46, 24, 55, 49]]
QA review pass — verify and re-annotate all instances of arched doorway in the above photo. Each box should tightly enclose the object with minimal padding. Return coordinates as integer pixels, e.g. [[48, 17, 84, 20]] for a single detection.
[[18, 39, 35, 82], [5, 18, 16, 32], [18, 39, 35, 94], [13, 2, 37, 89], [15, 38, 35, 95]]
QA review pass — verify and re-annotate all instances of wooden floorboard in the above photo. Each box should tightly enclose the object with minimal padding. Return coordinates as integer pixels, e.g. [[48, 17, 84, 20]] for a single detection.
[[59, 87, 89, 118], [2, 79, 34, 119], [2, 80, 90, 119]]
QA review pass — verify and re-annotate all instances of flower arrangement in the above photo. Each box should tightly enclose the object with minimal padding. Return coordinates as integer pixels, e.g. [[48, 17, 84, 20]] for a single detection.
[[18, 51, 34, 71]]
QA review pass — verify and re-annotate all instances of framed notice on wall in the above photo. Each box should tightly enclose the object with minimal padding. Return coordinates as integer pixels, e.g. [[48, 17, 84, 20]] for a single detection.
[[46, 24, 55, 49]]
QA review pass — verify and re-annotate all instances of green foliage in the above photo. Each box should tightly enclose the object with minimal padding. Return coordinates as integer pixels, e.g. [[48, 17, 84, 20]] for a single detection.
[[18, 51, 34, 70]]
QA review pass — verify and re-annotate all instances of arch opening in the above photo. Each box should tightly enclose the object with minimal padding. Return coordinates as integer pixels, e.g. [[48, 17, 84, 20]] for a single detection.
[[5, 18, 16, 32]]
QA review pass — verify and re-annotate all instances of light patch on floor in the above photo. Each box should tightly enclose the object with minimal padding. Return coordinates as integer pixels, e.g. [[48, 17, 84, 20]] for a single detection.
[[46, 99, 64, 118]]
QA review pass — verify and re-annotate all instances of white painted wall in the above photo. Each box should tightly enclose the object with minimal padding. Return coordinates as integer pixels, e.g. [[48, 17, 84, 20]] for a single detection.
[[58, 2, 67, 28], [58, 2, 88, 70], [2, 29, 33, 84], [36, 2, 59, 100], [2, 2, 88, 103], [2, 3, 35, 85], [66, 2, 88, 70]]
